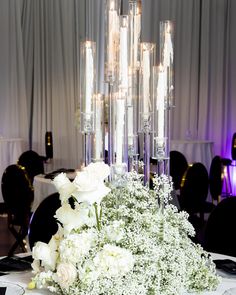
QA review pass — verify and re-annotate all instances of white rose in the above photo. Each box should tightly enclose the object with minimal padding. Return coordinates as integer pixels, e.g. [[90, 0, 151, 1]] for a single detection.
[[52, 173, 76, 202], [73, 182, 110, 205], [73, 168, 110, 205], [83, 162, 110, 181], [54, 203, 86, 233], [56, 262, 77, 289], [73, 170, 99, 192], [32, 241, 57, 271]]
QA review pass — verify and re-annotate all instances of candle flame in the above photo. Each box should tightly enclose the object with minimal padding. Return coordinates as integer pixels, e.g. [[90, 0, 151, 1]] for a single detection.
[[110, 0, 115, 10], [159, 63, 164, 72], [85, 40, 92, 48]]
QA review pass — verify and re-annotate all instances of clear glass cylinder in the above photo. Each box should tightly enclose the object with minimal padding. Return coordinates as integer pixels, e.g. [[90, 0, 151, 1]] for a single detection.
[[113, 93, 126, 166], [93, 93, 104, 162], [128, 0, 142, 69], [160, 20, 174, 108], [80, 40, 96, 133], [105, 0, 120, 82], [153, 65, 169, 160], [127, 68, 139, 156], [119, 15, 129, 97], [139, 42, 156, 132]]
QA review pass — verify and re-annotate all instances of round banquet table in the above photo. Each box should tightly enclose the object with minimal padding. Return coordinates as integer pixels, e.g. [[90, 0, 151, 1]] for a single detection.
[[0, 253, 236, 294]]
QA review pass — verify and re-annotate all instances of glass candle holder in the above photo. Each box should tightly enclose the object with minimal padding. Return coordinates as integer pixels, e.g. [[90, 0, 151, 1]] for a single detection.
[[128, 0, 142, 69], [160, 20, 174, 108], [105, 0, 120, 82], [93, 93, 104, 162], [80, 40, 96, 133], [119, 15, 129, 97], [139, 42, 156, 133]]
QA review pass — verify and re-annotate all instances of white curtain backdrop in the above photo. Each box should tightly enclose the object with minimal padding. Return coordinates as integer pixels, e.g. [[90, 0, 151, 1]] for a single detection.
[[0, 0, 236, 177]]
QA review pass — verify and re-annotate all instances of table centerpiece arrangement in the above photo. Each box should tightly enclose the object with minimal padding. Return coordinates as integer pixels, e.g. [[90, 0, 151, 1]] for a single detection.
[[28, 161, 220, 295]]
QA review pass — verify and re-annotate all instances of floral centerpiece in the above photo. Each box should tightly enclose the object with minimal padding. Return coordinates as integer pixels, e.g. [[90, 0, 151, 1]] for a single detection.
[[29, 162, 220, 295]]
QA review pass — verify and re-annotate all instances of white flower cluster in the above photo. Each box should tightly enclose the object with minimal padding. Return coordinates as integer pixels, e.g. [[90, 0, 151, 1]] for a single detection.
[[30, 164, 220, 295]]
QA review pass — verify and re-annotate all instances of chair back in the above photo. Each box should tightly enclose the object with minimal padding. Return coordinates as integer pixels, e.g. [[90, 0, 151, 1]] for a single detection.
[[169, 150, 188, 190], [180, 162, 209, 213], [1, 164, 34, 224], [209, 155, 223, 202], [28, 193, 61, 250], [204, 197, 236, 257], [18, 150, 44, 184], [231, 132, 236, 160]]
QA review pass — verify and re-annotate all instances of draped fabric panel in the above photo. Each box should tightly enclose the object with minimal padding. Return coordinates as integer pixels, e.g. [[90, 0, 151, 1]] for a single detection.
[[0, 0, 28, 139], [0, 0, 236, 175], [20, 0, 86, 169]]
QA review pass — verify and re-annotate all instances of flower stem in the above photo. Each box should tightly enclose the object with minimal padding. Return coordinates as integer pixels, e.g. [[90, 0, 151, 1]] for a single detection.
[[94, 203, 101, 231]]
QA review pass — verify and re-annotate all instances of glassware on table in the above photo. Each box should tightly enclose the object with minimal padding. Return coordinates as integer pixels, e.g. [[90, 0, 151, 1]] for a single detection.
[[0, 281, 25, 295]]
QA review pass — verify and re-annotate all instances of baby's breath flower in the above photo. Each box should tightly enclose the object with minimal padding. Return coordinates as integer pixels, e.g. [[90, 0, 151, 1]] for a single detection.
[[30, 167, 220, 295]]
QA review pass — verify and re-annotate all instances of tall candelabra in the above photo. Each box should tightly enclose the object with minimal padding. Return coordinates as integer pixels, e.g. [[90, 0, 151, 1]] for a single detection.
[[79, 1, 174, 185]]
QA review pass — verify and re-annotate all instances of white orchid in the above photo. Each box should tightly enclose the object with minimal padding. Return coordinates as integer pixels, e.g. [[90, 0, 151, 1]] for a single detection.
[[54, 203, 86, 234], [52, 173, 76, 203]]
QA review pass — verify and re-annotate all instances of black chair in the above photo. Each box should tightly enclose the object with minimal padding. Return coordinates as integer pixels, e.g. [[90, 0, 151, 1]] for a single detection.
[[204, 197, 236, 257], [179, 162, 215, 222], [1, 164, 34, 256], [18, 150, 45, 184], [169, 150, 188, 190], [231, 132, 236, 161], [28, 193, 61, 250], [209, 155, 223, 204]]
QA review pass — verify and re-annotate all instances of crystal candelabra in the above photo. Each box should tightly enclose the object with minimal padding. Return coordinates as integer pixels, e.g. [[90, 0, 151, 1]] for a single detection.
[[79, 1, 174, 184]]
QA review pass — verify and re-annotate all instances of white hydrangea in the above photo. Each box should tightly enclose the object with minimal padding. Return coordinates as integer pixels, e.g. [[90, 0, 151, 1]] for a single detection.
[[94, 244, 134, 278], [59, 232, 96, 265]]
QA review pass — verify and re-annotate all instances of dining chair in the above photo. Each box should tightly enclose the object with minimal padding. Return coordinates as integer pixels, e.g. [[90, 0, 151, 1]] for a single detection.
[[169, 150, 188, 191], [204, 197, 236, 257], [28, 192, 61, 250], [209, 155, 223, 204], [18, 150, 45, 184], [179, 162, 215, 223], [1, 164, 34, 256]]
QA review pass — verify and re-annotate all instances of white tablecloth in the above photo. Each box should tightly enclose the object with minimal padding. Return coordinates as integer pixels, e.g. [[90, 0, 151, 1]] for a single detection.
[[0, 253, 236, 294], [33, 172, 76, 212], [0, 138, 25, 203], [170, 140, 214, 171], [32, 175, 57, 212]]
